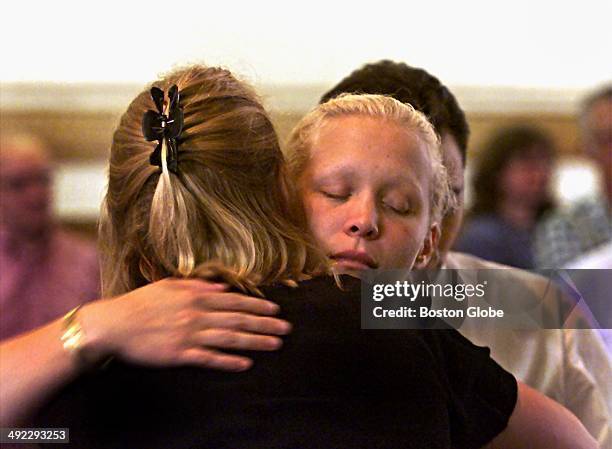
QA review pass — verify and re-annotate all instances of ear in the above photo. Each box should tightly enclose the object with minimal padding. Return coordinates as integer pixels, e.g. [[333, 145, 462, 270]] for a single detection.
[[413, 223, 440, 270]]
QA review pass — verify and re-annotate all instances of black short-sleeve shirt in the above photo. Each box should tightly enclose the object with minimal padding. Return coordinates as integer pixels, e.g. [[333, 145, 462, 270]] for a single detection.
[[35, 276, 517, 449]]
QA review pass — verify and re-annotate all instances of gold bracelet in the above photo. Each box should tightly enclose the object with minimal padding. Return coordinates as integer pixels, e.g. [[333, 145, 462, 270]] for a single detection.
[[60, 305, 86, 355]]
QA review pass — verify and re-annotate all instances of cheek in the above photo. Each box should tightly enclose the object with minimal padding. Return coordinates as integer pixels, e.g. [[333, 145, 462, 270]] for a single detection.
[[380, 221, 425, 268], [500, 169, 518, 186], [301, 195, 336, 249]]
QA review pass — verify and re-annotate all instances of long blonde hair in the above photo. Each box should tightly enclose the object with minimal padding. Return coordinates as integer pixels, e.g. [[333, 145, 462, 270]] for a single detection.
[[100, 65, 325, 297]]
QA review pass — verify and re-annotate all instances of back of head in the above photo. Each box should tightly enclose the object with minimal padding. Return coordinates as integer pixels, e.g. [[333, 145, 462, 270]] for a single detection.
[[320, 60, 469, 162], [101, 65, 324, 297], [286, 93, 451, 223], [471, 125, 555, 216]]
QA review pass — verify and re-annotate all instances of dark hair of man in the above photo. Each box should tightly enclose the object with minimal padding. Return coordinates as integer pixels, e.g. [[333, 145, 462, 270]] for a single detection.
[[320, 60, 469, 162]]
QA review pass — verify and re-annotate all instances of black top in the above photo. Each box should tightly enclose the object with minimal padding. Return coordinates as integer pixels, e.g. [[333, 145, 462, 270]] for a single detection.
[[35, 276, 517, 449]]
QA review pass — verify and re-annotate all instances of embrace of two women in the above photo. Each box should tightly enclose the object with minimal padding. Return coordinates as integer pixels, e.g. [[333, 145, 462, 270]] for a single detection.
[[1, 65, 598, 448]]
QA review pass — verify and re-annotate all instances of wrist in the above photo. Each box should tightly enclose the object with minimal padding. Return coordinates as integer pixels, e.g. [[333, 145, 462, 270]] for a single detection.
[[74, 301, 117, 364]]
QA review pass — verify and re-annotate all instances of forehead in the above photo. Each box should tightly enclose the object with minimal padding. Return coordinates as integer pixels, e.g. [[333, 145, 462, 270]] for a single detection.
[[1, 137, 50, 169], [506, 146, 553, 165], [308, 115, 432, 185]]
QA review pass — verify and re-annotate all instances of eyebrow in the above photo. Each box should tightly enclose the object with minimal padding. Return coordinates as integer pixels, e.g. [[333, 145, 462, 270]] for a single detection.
[[310, 167, 354, 184], [312, 165, 425, 196]]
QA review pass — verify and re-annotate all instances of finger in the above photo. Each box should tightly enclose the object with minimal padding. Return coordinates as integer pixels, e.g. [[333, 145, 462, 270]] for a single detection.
[[167, 278, 229, 292], [197, 283, 228, 292], [194, 329, 284, 351], [180, 348, 253, 372], [198, 292, 280, 315], [199, 312, 292, 335]]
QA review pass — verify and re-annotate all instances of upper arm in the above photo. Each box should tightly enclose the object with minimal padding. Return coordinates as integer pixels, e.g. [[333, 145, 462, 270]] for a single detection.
[[487, 382, 598, 449], [562, 329, 612, 447]]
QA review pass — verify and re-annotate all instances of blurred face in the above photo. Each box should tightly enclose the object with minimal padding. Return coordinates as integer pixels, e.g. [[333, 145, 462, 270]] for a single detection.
[[0, 151, 53, 236], [498, 150, 553, 207], [583, 98, 612, 181], [298, 115, 438, 276], [436, 133, 465, 265]]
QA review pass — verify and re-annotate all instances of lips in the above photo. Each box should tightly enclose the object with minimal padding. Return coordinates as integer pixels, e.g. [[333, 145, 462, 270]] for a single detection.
[[330, 250, 378, 270]]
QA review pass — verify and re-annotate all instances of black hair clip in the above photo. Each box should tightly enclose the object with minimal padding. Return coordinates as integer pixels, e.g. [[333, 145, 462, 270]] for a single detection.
[[142, 85, 184, 174]]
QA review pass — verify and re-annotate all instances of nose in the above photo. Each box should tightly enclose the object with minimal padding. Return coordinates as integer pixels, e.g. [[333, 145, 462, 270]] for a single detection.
[[343, 195, 380, 240]]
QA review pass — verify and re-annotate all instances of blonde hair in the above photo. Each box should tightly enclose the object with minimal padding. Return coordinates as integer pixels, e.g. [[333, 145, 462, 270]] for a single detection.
[[100, 65, 326, 297], [286, 93, 452, 221]]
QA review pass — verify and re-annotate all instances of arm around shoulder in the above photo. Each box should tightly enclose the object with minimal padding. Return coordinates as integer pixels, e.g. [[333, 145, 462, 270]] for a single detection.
[[1, 277, 291, 425]]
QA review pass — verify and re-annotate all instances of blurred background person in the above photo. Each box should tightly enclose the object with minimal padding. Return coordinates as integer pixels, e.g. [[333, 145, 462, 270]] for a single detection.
[[535, 84, 612, 268], [535, 84, 612, 351], [455, 125, 556, 269], [0, 132, 99, 340]]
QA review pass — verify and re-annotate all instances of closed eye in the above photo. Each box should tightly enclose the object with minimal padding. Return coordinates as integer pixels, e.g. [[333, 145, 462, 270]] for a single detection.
[[321, 191, 350, 201], [383, 201, 412, 215]]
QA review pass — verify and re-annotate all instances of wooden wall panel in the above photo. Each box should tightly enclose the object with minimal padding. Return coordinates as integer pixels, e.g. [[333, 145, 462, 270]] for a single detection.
[[1, 107, 583, 240], [274, 111, 582, 159], [0, 110, 121, 161], [466, 113, 581, 158]]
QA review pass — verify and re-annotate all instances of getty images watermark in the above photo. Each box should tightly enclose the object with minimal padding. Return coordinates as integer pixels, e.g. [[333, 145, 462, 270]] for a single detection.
[[360, 269, 610, 330]]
